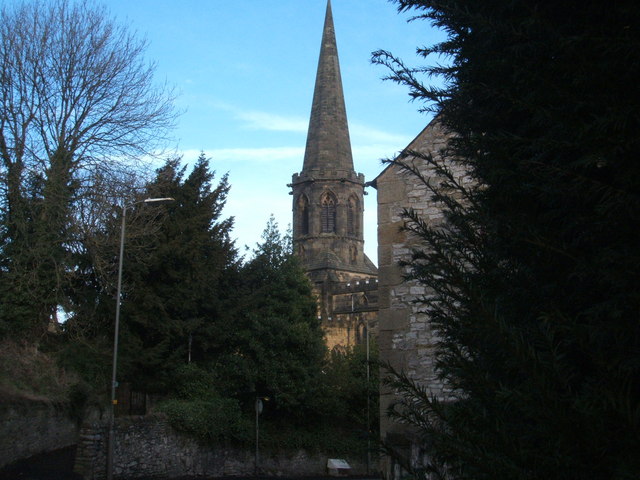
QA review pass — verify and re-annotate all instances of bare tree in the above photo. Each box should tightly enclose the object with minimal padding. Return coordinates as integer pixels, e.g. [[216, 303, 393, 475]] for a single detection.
[[0, 0, 178, 336]]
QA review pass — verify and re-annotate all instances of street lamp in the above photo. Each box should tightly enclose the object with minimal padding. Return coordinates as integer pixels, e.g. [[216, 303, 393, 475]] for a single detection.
[[352, 291, 371, 475], [107, 197, 174, 480]]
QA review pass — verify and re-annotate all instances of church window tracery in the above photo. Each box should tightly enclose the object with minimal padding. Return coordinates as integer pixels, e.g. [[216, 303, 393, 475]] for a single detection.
[[320, 192, 337, 233]]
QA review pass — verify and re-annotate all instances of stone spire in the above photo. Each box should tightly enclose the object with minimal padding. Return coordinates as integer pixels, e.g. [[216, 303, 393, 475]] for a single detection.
[[290, 0, 376, 279], [290, 0, 378, 352], [302, 0, 354, 174]]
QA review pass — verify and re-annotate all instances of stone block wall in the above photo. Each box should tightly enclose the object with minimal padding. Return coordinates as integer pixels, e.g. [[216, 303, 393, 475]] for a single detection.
[[374, 118, 470, 478], [0, 399, 79, 469], [0, 399, 374, 478], [75, 415, 372, 479]]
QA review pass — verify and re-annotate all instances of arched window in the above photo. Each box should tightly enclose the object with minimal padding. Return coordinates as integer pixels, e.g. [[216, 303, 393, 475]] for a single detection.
[[347, 195, 358, 236], [297, 195, 309, 236], [320, 192, 336, 233]]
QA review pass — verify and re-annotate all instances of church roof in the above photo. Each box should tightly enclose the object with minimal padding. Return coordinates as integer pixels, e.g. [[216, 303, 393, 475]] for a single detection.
[[305, 250, 378, 277], [302, 0, 354, 175]]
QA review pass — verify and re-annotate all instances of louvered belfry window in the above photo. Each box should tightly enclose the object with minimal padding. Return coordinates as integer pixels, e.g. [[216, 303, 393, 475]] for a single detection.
[[321, 193, 336, 233]]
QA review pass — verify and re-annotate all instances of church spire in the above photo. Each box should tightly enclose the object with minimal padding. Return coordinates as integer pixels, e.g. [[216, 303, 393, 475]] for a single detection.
[[291, 0, 376, 279], [290, 0, 378, 353], [302, 0, 354, 174]]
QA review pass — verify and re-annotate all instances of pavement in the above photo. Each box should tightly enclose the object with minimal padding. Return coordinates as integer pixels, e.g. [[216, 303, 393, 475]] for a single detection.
[[0, 446, 82, 480]]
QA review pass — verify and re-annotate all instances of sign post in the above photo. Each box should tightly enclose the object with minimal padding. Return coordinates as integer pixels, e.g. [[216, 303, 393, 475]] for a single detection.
[[254, 397, 266, 476]]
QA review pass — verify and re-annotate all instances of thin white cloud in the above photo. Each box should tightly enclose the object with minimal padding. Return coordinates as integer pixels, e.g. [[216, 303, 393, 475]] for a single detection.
[[208, 101, 308, 133], [175, 100, 413, 168], [172, 149, 208, 161], [349, 123, 413, 146], [148, 147, 303, 165], [232, 111, 410, 144], [208, 146, 304, 163], [210, 101, 412, 146], [235, 111, 308, 133], [172, 142, 405, 170]]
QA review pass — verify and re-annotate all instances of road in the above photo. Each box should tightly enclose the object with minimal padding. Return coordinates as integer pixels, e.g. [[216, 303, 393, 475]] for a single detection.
[[0, 447, 380, 480]]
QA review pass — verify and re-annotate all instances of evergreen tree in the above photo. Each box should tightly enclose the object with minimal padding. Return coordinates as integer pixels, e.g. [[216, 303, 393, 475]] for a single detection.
[[220, 217, 326, 420], [118, 154, 237, 392], [374, 0, 640, 478], [317, 341, 379, 434]]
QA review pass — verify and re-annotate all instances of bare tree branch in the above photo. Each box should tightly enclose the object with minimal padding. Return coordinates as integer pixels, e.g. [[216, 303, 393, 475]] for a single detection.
[[0, 0, 178, 335]]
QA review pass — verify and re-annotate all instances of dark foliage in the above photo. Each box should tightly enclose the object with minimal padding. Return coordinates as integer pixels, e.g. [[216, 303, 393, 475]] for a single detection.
[[219, 217, 327, 420], [118, 154, 238, 392], [317, 341, 379, 433], [374, 0, 640, 478]]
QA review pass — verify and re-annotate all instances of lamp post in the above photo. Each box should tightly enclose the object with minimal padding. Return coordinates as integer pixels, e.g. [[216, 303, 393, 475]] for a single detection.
[[107, 197, 174, 480], [366, 314, 370, 475]]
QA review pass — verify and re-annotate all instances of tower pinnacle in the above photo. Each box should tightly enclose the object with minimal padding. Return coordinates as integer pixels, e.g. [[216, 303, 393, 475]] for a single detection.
[[302, 0, 354, 174]]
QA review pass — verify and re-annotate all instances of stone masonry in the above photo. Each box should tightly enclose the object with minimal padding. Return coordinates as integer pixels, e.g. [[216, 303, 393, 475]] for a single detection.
[[0, 399, 79, 469], [74, 414, 370, 479], [371, 117, 471, 479], [290, 0, 378, 351]]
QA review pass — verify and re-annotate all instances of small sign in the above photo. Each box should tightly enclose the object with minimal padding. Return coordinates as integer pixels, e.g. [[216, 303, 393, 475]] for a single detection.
[[327, 458, 351, 477]]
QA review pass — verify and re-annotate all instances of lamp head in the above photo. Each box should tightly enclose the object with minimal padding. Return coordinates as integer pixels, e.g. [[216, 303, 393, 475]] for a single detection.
[[143, 197, 175, 204]]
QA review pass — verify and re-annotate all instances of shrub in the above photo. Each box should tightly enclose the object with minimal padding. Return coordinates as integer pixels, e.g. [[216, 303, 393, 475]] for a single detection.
[[170, 363, 218, 401], [159, 396, 251, 445], [0, 339, 79, 402]]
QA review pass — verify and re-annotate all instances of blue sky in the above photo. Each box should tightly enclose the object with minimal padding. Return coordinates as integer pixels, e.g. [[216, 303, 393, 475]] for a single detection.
[[105, 0, 442, 261]]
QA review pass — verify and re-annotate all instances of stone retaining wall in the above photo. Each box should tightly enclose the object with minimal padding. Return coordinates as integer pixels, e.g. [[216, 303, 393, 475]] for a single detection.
[[0, 400, 372, 479], [0, 399, 79, 469], [76, 415, 371, 479]]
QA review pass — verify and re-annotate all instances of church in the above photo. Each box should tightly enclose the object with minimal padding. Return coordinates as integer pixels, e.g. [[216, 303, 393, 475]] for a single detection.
[[289, 0, 378, 351], [291, 3, 461, 478], [290, 2, 462, 479]]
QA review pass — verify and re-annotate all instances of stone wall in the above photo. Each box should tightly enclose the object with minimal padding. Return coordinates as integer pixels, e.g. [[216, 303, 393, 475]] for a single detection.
[[0, 397, 373, 479], [76, 415, 372, 479], [0, 399, 80, 469], [373, 117, 470, 479]]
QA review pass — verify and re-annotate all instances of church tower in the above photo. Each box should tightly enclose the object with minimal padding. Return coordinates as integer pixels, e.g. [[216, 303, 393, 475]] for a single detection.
[[290, 0, 377, 350]]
